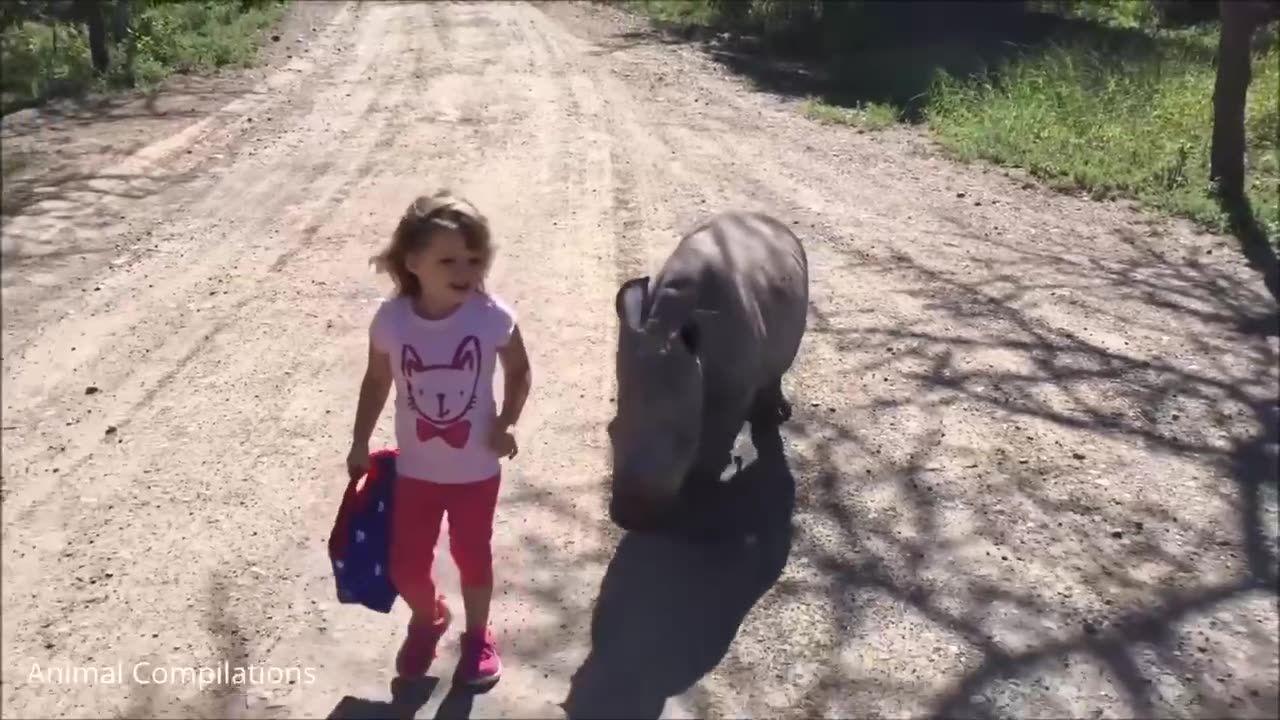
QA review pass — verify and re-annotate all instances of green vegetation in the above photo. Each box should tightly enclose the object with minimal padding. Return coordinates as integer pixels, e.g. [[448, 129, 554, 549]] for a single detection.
[[801, 98, 898, 131], [625, 0, 1280, 244], [924, 21, 1278, 239], [2, 0, 288, 115], [629, 0, 719, 27]]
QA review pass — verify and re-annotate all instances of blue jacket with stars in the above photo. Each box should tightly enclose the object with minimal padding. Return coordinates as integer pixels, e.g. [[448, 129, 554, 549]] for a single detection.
[[328, 448, 399, 613]]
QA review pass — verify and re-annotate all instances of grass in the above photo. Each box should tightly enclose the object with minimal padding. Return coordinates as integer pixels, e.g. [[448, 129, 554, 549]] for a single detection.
[[627, 0, 720, 27], [924, 29, 1280, 241], [1, 0, 288, 115], [625, 0, 1280, 245], [801, 98, 899, 131]]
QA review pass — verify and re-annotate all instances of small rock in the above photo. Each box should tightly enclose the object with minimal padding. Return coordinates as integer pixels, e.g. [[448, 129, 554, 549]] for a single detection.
[[271, 34, 281, 42], [1072, 451, 1086, 460], [85, 386, 100, 395], [105, 426, 118, 436], [1111, 530, 1123, 539], [1083, 621, 1099, 635]]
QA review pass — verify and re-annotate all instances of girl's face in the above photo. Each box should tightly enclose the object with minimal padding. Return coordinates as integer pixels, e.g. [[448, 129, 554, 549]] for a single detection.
[[405, 227, 487, 305]]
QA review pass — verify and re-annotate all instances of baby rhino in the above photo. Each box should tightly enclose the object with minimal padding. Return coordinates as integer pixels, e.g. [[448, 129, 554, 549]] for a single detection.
[[607, 210, 809, 535]]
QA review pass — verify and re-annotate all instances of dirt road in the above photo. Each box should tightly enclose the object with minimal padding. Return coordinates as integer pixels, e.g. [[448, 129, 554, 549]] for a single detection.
[[2, 1, 1276, 718]]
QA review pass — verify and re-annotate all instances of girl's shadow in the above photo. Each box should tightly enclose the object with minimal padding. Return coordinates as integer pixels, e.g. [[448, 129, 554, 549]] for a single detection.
[[561, 423, 798, 719]]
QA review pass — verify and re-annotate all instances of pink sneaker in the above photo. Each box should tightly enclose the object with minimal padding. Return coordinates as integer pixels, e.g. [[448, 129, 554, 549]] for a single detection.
[[395, 596, 452, 677], [455, 627, 502, 686]]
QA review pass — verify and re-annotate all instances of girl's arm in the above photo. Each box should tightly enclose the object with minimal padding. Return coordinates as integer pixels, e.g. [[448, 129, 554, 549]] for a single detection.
[[352, 340, 393, 449], [496, 324, 532, 428]]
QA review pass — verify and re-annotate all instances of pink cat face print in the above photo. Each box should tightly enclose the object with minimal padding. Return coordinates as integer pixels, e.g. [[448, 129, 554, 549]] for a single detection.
[[402, 335, 481, 448]]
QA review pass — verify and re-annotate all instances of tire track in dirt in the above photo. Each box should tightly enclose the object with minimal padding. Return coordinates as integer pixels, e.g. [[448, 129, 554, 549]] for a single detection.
[[0, 2, 364, 335], [0, 4, 447, 718], [517, 18, 825, 720], [0, 3, 373, 418], [219, 4, 641, 717], [535, 5, 1280, 719], [629, 65, 1266, 720], [220, 10, 533, 693], [582, 112, 943, 716], [0, 3, 405, 532], [108, 4, 623, 717], [5, 1, 1274, 719], [4, 4, 406, 605]]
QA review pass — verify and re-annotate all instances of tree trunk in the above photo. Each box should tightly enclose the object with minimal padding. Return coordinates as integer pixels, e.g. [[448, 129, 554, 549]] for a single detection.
[[79, 0, 110, 76], [1210, 1, 1280, 304], [115, 0, 136, 86], [1208, 1, 1256, 202], [112, 0, 131, 43]]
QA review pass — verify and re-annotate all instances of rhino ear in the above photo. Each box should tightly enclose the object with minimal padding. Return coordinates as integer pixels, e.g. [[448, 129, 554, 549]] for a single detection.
[[615, 276, 649, 332]]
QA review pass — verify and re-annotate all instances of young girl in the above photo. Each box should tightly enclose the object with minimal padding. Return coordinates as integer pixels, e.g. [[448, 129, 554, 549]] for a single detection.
[[346, 190, 531, 686]]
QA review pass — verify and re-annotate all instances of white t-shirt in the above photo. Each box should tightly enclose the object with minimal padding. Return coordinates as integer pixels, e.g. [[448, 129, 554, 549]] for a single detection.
[[370, 290, 517, 484]]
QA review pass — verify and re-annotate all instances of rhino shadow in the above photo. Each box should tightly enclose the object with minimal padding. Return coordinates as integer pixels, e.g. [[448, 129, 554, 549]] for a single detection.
[[562, 423, 796, 720]]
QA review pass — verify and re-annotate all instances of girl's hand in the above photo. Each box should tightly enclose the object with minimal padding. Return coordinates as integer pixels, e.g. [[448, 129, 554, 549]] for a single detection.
[[346, 441, 370, 482], [489, 422, 518, 459]]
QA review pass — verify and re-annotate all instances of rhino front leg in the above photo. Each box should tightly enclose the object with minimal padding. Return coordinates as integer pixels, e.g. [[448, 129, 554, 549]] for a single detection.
[[686, 390, 751, 491], [674, 393, 749, 542], [749, 376, 791, 428]]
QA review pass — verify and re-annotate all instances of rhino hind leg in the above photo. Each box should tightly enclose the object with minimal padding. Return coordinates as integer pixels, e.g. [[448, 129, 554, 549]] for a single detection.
[[749, 376, 791, 428]]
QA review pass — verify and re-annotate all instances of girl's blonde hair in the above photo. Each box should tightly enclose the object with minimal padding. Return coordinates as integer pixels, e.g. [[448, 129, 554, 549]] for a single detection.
[[371, 189, 494, 298]]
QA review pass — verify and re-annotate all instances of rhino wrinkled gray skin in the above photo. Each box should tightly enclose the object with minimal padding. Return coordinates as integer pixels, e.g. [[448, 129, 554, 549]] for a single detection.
[[608, 210, 809, 533]]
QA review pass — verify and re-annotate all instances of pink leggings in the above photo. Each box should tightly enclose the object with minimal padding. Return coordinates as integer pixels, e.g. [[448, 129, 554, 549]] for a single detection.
[[389, 473, 501, 619]]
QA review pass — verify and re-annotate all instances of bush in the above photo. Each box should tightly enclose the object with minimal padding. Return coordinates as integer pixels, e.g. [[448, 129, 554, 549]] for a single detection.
[[628, 0, 1279, 243], [1, 0, 287, 114], [924, 32, 1279, 239]]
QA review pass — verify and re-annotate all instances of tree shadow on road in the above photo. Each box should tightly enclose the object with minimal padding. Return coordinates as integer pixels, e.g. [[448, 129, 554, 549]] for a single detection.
[[1221, 193, 1280, 304], [560, 422, 796, 720], [0, 167, 204, 227], [1, 81, 273, 224], [485, 193, 1276, 717], [1, 80, 267, 137], [782, 223, 1279, 717], [607, 1, 1220, 122]]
